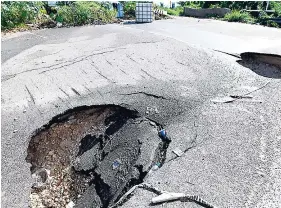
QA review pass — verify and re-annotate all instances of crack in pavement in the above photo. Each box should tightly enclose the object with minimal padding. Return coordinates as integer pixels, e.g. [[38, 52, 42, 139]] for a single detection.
[[2, 41, 167, 83], [2, 47, 127, 80], [90, 61, 116, 83], [25, 85, 36, 104], [125, 54, 138, 63], [166, 133, 198, 164], [71, 88, 81, 96], [39, 48, 126, 74], [213, 50, 241, 58], [59, 87, 70, 98], [165, 120, 202, 164], [140, 69, 157, 79], [131, 40, 163, 45], [119, 92, 168, 100], [111, 183, 216, 208]]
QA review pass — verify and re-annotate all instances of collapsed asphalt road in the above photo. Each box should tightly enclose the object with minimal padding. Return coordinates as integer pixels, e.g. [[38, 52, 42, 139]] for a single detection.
[[26, 105, 172, 208], [1, 23, 281, 208]]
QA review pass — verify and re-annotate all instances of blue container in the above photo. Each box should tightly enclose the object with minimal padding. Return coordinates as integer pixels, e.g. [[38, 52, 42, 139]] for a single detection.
[[159, 129, 167, 138], [117, 3, 124, 18]]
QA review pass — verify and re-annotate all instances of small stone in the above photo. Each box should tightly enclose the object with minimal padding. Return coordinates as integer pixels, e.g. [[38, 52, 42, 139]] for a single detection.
[[57, 22, 63, 28], [44, 198, 53, 206], [66, 201, 75, 208], [13, 130, 18, 133], [50, 123, 56, 128], [112, 159, 122, 170], [172, 148, 184, 157], [32, 168, 51, 188], [48, 150, 54, 156], [41, 189, 50, 197], [151, 163, 161, 171], [14, 118, 17, 121], [54, 198, 59, 202], [149, 121, 156, 127]]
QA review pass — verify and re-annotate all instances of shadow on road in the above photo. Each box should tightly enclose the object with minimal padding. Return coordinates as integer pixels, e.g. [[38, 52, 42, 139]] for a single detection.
[[237, 52, 281, 79], [122, 20, 137, 25]]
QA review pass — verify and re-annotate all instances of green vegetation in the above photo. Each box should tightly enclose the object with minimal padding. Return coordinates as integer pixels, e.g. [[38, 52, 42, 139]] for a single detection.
[[224, 10, 254, 23], [162, 6, 184, 16], [271, 1, 281, 16], [55, 2, 116, 26], [121, 1, 136, 18], [165, 1, 281, 28], [179, 1, 281, 11], [257, 10, 280, 28], [1, 2, 46, 30], [2, 1, 280, 31], [1, 1, 117, 31]]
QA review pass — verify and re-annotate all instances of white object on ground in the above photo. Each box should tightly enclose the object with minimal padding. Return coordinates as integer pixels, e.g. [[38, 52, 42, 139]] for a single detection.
[[152, 192, 185, 204], [149, 121, 156, 127], [211, 97, 235, 103], [112, 158, 122, 170], [57, 22, 63, 28], [151, 164, 160, 171], [172, 148, 184, 157], [229, 95, 253, 99], [66, 201, 75, 208]]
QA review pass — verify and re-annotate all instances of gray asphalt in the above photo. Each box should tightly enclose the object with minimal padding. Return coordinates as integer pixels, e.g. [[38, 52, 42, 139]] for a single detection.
[[126, 17, 281, 55], [1, 19, 281, 208]]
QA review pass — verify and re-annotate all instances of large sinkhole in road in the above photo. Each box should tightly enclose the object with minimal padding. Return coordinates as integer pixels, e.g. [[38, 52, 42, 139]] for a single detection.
[[26, 105, 170, 208]]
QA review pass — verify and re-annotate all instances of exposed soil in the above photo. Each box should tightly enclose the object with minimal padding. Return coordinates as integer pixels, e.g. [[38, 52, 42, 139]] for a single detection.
[[26, 105, 170, 208]]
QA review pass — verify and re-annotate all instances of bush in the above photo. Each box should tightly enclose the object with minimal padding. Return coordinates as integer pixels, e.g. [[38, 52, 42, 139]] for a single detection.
[[1, 1, 117, 30], [224, 10, 254, 23], [55, 2, 116, 26], [55, 5, 73, 24], [161, 6, 184, 16], [209, 4, 220, 9], [183, 2, 202, 9], [256, 11, 279, 28], [270, 1, 281, 17], [122, 1, 136, 17], [1, 2, 46, 30]]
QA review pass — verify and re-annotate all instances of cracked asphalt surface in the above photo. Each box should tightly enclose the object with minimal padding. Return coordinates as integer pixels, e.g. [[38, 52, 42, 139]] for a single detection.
[[1, 19, 281, 208]]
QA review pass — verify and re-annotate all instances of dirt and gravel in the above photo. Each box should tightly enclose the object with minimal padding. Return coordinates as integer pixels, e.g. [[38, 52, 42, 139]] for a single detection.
[[26, 105, 171, 208]]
